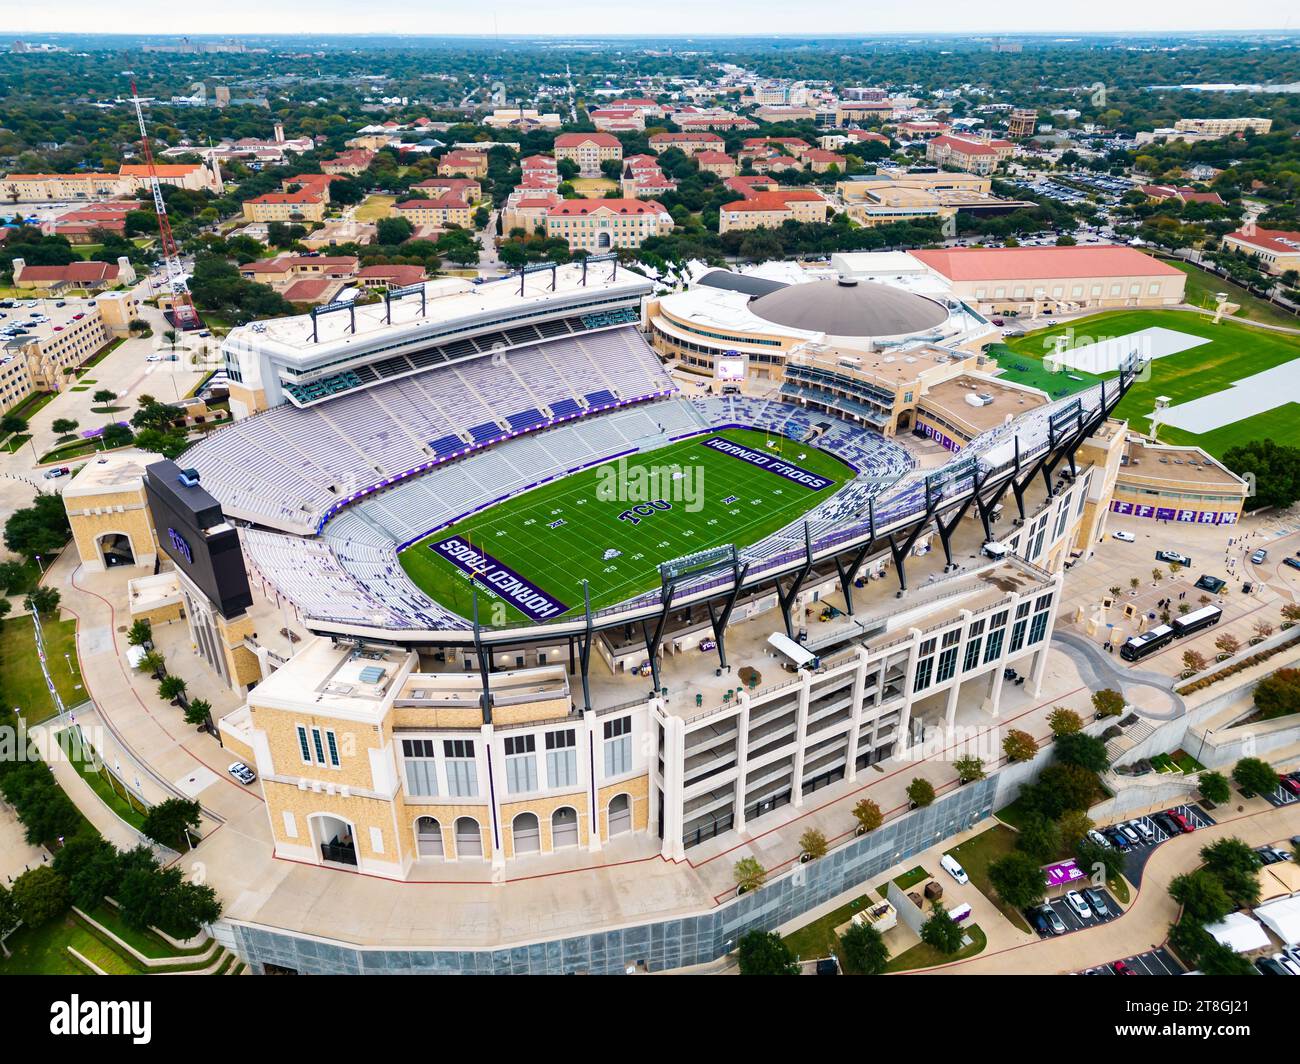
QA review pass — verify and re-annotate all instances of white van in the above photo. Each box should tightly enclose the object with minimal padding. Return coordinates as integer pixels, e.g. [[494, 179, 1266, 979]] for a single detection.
[[941, 854, 969, 885]]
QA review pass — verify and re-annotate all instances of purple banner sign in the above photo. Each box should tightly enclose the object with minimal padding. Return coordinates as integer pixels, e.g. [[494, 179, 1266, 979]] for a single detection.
[[431, 537, 569, 622], [917, 419, 963, 453], [1042, 859, 1084, 888], [1110, 500, 1236, 525], [697, 435, 833, 491]]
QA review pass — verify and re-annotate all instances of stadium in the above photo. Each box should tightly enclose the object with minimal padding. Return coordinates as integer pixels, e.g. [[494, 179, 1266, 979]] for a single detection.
[[121, 255, 1166, 906]]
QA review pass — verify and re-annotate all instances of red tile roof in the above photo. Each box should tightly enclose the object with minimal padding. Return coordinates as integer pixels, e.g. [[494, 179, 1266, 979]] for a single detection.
[[18, 261, 120, 282], [356, 264, 427, 285], [281, 278, 338, 302], [910, 245, 1184, 281], [549, 199, 666, 217], [554, 132, 622, 148], [649, 131, 724, 144], [1226, 227, 1300, 255], [723, 190, 826, 213], [695, 151, 734, 164], [930, 135, 998, 156]]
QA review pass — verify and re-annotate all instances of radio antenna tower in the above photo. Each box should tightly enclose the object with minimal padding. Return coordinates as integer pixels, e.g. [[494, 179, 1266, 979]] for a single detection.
[[129, 79, 201, 329]]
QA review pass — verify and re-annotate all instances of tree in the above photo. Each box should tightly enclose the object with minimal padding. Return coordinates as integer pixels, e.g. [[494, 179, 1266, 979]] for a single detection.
[[734, 856, 766, 893], [1169, 869, 1234, 925], [1199, 838, 1262, 909], [376, 216, 414, 245], [91, 388, 117, 407], [1058, 809, 1094, 853], [0, 883, 17, 939], [1053, 732, 1110, 774], [50, 417, 79, 439], [1182, 649, 1208, 674], [141, 798, 201, 849], [126, 618, 153, 648], [1076, 838, 1124, 885], [1048, 707, 1083, 736], [1197, 770, 1231, 805], [4, 492, 72, 560], [1223, 439, 1300, 512], [157, 674, 187, 703], [1091, 689, 1125, 718], [0, 559, 25, 593], [133, 426, 190, 460], [137, 649, 165, 676], [799, 828, 828, 860], [1003, 729, 1037, 762], [1214, 633, 1241, 658], [10, 866, 69, 927], [1037, 762, 1101, 812], [184, 697, 213, 728], [1253, 620, 1274, 642], [1199, 939, 1257, 976], [100, 423, 134, 449], [906, 777, 935, 808], [1016, 814, 1061, 863], [1232, 756, 1278, 796], [839, 920, 888, 975], [51, 835, 121, 910], [954, 756, 985, 782], [852, 797, 883, 834], [988, 851, 1047, 909], [0, 414, 28, 436], [1253, 668, 1300, 720], [920, 903, 965, 954], [736, 929, 798, 974], [24, 586, 60, 617]]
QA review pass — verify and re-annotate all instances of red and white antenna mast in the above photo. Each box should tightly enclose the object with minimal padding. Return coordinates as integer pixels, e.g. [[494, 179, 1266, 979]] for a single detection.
[[129, 79, 200, 329]]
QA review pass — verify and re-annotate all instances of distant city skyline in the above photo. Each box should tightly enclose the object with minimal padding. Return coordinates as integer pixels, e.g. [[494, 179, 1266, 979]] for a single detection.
[[3, 3, 1295, 39]]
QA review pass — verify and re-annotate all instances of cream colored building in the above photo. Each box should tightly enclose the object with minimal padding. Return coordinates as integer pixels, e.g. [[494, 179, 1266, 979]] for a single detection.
[[485, 108, 562, 131], [394, 195, 473, 229], [1, 161, 222, 202], [1, 292, 139, 397], [553, 133, 622, 177], [241, 189, 327, 223], [1222, 227, 1300, 276], [63, 451, 159, 572], [545, 199, 673, 251], [1173, 117, 1272, 138], [718, 190, 829, 233], [437, 151, 489, 180]]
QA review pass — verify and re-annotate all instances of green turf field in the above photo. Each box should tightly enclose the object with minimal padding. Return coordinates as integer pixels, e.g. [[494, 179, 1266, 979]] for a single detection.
[[398, 428, 856, 623], [998, 310, 1300, 457]]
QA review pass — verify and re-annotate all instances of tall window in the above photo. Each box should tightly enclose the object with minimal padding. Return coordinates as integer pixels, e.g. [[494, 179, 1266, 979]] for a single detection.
[[298, 724, 339, 768], [546, 729, 578, 789], [444, 739, 478, 798], [402, 738, 438, 797], [504, 734, 538, 795], [603, 717, 631, 778]]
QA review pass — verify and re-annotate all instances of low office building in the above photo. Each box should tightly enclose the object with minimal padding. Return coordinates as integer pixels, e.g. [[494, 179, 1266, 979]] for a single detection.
[[484, 109, 562, 131], [553, 132, 622, 176], [501, 188, 563, 235], [1111, 437, 1248, 525], [694, 151, 737, 178], [321, 150, 375, 176], [239, 255, 359, 289], [590, 108, 645, 133], [1173, 117, 1272, 138], [356, 264, 429, 291], [838, 169, 1032, 228], [437, 151, 489, 179], [718, 189, 830, 233], [410, 177, 481, 204], [1, 160, 221, 202], [241, 188, 326, 223], [909, 245, 1187, 316], [1222, 227, 1300, 276], [11, 256, 137, 294], [545, 199, 673, 252], [648, 131, 726, 155], [393, 193, 474, 230], [926, 134, 1014, 175]]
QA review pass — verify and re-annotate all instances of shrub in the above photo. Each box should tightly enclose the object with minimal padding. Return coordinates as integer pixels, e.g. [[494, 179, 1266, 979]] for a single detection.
[[852, 798, 883, 834], [734, 856, 766, 893], [906, 777, 936, 807], [798, 828, 828, 860], [1002, 729, 1038, 763]]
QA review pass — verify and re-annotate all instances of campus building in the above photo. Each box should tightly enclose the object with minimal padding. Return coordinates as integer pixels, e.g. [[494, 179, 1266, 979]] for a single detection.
[[437, 151, 489, 180], [553, 132, 623, 176], [241, 189, 327, 223], [545, 199, 673, 252], [908, 245, 1187, 316], [0, 160, 222, 202], [925, 134, 1014, 175], [1110, 437, 1248, 526], [1222, 227, 1300, 276], [1173, 117, 1272, 138], [718, 189, 830, 233]]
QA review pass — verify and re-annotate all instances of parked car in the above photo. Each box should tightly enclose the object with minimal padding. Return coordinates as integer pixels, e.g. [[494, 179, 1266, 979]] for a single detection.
[[1087, 829, 1112, 849], [1256, 956, 1288, 976], [1113, 530, 1136, 543], [1155, 550, 1192, 566], [227, 761, 257, 785], [1120, 824, 1142, 845], [1275, 953, 1300, 976], [1252, 548, 1269, 564], [1168, 810, 1195, 833], [1028, 908, 1050, 935], [1131, 819, 1156, 842], [1065, 890, 1093, 920], [1285, 557, 1300, 572], [42, 466, 71, 479], [1040, 905, 1068, 936], [1112, 960, 1136, 975], [1106, 829, 1131, 851], [1085, 888, 1111, 917], [1280, 776, 1300, 797], [1151, 812, 1179, 836], [941, 853, 969, 884]]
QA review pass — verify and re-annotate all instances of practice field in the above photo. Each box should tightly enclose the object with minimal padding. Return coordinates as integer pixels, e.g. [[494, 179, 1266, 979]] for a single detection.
[[999, 310, 1300, 457], [398, 428, 857, 623]]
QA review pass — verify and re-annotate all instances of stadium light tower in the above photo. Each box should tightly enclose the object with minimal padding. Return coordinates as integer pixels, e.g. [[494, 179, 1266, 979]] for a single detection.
[[128, 79, 201, 330]]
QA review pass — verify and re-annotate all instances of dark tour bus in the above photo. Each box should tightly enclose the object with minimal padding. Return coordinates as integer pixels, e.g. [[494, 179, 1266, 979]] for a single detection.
[[1120, 624, 1176, 662], [1171, 604, 1223, 638]]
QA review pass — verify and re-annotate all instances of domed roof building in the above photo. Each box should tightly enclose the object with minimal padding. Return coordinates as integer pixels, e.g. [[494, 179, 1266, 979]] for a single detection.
[[748, 277, 951, 341]]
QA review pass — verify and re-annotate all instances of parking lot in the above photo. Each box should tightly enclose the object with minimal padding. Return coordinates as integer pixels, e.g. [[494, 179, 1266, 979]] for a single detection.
[[1079, 948, 1186, 976], [1256, 774, 1300, 809], [1026, 885, 1124, 940], [1102, 804, 1217, 884]]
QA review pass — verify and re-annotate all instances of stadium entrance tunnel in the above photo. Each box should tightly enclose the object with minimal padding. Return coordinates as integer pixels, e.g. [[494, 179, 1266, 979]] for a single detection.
[[97, 532, 136, 568], [311, 813, 358, 867]]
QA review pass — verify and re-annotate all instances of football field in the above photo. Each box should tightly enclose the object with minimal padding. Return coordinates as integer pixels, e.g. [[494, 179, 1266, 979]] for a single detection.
[[1000, 309, 1300, 457], [398, 428, 857, 624]]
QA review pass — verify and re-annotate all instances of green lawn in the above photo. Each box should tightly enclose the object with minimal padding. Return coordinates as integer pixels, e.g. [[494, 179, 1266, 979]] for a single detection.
[[1001, 309, 1300, 456], [0, 612, 86, 723], [883, 923, 987, 972], [782, 890, 879, 968], [985, 342, 1101, 399], [945, 824, 1032, 933], [84, 903, 211, 960], [56, 728, 151, 832], [398, 428, 856, 623], [0, 913, 143, 975], [1170, 260, 1300, 329], [878, 864, 931, 897]]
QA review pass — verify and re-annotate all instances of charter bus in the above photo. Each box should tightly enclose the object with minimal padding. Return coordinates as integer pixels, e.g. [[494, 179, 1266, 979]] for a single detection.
[[1171, 604, 1223, 638], [1120, 624, 1176, 662]]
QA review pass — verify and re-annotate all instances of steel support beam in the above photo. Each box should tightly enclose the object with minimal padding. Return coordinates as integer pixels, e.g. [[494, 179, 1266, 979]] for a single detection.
[[641, 583, 676, 693], [773, 523, 815, 638], [707, 561, 750, 670]]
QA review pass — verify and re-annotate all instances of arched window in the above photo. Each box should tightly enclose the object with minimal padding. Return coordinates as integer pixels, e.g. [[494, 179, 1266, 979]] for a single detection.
[[455, 816, 483, 859], [512, 812, 540, 855], [608, 793, 632, 837], [552, 806, 579, 849], [415, 816, 443, 858]]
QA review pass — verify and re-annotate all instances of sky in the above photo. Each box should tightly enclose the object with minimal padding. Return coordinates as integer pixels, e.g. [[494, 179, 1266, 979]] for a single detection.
[[3, 2, 1294, 39]]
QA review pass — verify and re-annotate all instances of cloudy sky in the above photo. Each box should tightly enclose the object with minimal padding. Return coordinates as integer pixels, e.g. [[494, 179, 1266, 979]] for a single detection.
[[4, 2, 1294, 37]]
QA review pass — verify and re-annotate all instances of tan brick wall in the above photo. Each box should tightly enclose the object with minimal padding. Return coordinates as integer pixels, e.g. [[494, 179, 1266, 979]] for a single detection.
[[265, 779, 396, 862], [132, 601, 184, 626], [67, 498, 155, 570], [394, 798, 490, 860], [250, 701, 386, 792], [492, 698, 572, 726], [391, 705, 483, 730], [597, 774, 649, 840], [498, 791, 589, 858]]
